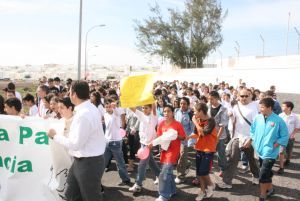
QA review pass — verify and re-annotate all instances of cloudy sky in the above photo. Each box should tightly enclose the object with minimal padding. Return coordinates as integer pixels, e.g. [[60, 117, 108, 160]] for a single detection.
[[0, 0, 300, 66]]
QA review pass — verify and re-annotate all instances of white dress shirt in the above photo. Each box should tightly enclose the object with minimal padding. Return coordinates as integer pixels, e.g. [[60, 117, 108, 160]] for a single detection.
[[54, 100, 106, 158]]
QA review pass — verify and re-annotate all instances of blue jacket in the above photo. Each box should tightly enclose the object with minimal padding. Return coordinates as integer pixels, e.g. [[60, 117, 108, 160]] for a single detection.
[[174, 108, 194, 146], [250, 112, 289, 159]]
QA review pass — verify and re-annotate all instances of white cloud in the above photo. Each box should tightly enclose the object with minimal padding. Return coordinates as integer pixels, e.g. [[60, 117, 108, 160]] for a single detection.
[[223, 0, 300, 29]]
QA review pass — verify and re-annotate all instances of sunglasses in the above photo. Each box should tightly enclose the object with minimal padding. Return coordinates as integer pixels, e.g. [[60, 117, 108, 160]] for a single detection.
[[240, 95, 249, 98]]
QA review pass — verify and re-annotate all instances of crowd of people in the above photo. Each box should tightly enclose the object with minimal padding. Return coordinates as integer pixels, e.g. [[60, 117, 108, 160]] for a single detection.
[[0, 77, 299, 201]]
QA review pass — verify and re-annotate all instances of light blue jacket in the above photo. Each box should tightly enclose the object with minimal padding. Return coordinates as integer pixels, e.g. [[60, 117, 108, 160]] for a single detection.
[[174, 108, 195, 147], [250, 113, 289, 159]]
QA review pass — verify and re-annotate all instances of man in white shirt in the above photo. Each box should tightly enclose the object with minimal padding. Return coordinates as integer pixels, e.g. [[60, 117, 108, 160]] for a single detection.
[[218, 89, 260, 189], [48, 81, 106, 201]]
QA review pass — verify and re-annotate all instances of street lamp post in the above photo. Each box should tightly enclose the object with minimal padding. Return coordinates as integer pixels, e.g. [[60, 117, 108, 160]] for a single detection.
[[85, 45, 98, 79], [235, 41, 240, 59], [285, 12, 291, 56], [260, 34, 265, 56], [294, 27, 300, 55], [77, 0, 83, 80], [84, 24, 105, 80]]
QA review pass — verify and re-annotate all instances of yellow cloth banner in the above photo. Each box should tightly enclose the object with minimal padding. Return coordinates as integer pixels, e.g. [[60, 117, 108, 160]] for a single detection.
[[120, 74, 155, 108]]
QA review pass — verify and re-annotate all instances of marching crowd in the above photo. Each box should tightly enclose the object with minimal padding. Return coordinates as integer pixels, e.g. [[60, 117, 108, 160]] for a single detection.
[[1, 77, 300, 201]]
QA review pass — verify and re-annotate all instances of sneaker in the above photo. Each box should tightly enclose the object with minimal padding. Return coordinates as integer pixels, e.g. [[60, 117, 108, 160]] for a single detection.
[[206, 184, 214, 198], [284, 159, 290, 166], [217, 181, 232, 189], [267, 188, 275, 197], [240, 165, 249, 173], [154, 176, 159, 185], [252, 177, 259, 185], [241, 165, 248, 170], [195, 191, 205, 201], [175, 177, 184, 184], [155, 195, 168, 201], [118, 180, 131, 186], [277, 168, 284, 175], [129, 183, 142, 193]]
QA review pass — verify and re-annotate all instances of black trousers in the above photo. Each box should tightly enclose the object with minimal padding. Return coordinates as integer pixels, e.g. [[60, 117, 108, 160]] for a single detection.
[[66, 155, 105, 201], [128, 132, 140, 160]]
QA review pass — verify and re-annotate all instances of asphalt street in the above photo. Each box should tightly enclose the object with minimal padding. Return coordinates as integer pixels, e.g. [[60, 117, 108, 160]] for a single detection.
[[102, 134, 300, 201]]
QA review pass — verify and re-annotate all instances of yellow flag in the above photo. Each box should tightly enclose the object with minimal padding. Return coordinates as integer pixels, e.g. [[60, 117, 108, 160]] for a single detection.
[[120, 74, 155, 108]]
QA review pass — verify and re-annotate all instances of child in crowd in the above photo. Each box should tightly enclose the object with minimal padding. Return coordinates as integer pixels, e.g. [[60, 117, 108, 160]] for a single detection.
[[103, 98, 131, 185], [4, 97, 22, 116], [129, 103, 160, 193], [22, 93, 38, 116], [189, 103, 217, 200], [277, 101, 300, 174], [50, 96, 61, 119], [151, 105, 186, 201]]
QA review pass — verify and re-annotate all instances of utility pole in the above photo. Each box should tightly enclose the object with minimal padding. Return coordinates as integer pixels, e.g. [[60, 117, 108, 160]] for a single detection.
[[294, 27, 300, 55], [260, 34, 265, 56], [285, 12, 291, 55], [77, 0, 83, 80], [235, 41, 240, 59]]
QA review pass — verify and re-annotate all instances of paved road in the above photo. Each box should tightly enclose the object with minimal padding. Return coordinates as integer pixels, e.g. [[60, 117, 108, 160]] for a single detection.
[[102, 134, 300, 201]]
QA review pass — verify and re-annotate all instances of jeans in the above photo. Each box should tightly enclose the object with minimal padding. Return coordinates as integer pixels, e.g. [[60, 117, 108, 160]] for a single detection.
[[217, 139, 227, 171], [136, 144, 160, 186], [158, 163, 176, 200], [104, 140, 130, 182]]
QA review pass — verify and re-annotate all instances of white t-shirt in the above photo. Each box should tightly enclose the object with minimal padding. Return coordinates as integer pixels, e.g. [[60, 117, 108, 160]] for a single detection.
[[37, 99, 48, 117], [14, 91, 22, 102], [104, 109, 123, 141], [218, 88, 230, 95], [232, 101, 258, 144], [134, 110, 158, 145], [29, 105, 38, 116], [279, 112, 300, 136], [186, 95, 198, 109], [97, 104, 105, 119]]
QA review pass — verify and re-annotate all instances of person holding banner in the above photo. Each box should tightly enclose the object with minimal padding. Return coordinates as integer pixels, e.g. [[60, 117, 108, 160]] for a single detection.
[[50, 97, 74, 200], [48, 81, 106, 201]]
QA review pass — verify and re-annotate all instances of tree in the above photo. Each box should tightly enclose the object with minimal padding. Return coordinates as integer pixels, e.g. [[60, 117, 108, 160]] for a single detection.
[[135, 0, 226, 68]]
